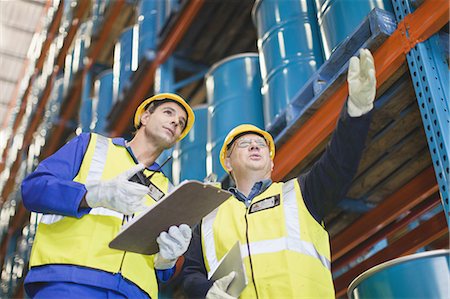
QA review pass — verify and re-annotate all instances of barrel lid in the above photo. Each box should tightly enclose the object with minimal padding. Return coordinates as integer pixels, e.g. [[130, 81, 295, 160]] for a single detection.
[[347, 249, 450, 298], [205, 53, 259, 79]]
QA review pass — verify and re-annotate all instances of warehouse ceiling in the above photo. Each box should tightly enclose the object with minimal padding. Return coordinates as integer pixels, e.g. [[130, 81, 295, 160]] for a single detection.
[[0, 0, 48, 126]]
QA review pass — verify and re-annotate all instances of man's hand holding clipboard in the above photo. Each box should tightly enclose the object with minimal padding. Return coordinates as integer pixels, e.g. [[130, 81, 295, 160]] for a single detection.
[[109, 181, 231, 255]]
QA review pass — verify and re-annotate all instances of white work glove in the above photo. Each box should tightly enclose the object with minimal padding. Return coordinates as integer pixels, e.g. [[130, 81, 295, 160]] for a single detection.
[[206, 271, 237, 299], [154, 224, 192, 269], [85, 163, 149, 215], [347, 48, 376, 117]]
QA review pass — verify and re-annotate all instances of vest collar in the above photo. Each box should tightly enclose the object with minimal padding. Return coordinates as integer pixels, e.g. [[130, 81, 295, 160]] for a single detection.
[[112, 137, 162, 172], [229, 179, 272, 205]]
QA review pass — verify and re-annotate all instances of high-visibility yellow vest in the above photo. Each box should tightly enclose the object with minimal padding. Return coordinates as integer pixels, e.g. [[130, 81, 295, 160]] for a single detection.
[[29, 134, 170, 298], [201, 180, 334, 298]]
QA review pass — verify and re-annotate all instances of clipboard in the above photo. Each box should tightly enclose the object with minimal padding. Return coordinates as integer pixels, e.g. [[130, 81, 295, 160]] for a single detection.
[[209, 242, 248, 297], [109, 180, 231, 255]]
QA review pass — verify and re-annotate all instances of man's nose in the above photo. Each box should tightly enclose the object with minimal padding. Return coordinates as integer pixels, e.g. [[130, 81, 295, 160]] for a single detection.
[[249, 141, 260, 150]]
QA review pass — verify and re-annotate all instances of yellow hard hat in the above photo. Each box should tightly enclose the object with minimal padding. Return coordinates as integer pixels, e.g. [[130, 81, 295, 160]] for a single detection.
[[134, 93, 195, 141], [220, 124, 275, 172]]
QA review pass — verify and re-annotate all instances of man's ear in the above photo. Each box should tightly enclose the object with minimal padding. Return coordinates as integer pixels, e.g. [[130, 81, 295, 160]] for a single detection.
[[225, 157, 233, 172], [139, 110, 150, 126], [271, 160, 274, 171]]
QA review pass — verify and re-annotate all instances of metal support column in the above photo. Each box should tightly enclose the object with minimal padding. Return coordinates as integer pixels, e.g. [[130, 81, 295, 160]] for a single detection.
[[392, 0, 450, 225]]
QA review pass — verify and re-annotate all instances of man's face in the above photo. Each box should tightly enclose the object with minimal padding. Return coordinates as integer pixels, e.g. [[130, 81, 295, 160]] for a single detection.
[[225, 133, 273, 176], [139, 101, 187, 147]]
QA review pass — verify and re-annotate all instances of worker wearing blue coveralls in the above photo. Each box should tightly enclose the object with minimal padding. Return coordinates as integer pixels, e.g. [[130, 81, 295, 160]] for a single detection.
[[21, 93, 195, 298], [182, 49, 377, 298]]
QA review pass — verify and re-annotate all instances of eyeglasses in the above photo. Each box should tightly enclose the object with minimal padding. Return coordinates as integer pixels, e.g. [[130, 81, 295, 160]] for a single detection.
[[235, 138, 268, 148], [227, 137, 268, 157]]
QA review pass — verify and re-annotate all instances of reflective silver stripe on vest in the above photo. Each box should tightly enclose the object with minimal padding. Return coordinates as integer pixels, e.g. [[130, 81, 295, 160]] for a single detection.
[[40, 135, 122, 224], [239, 237, 331, 270], [202, 208, 220, 275], [282, 180, 330, 269], [86, 135, 109, 182], [203, 179, 330, 276]]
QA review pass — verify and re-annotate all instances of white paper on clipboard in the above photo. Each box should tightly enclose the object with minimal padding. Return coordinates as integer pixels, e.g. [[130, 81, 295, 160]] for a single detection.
[[209, 241, 248, 297], [109, 180, 230, 255]]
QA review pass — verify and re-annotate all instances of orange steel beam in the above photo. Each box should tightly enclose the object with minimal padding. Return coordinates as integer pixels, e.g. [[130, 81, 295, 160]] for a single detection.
[[404, 0, 449, 47], [332, 193, 440, 272], [334, 211, 448, 297], [110, 0, 205, 136], [331, 166, 438, 261], [272, 0, 449, 181]]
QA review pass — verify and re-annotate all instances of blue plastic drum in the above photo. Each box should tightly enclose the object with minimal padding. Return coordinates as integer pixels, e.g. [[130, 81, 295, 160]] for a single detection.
[[206, 53, 265, 180], [79, 71, 93, 132], [72, 21, 92, 73], [137, 0, 158, 62], [252, 0, 324, 127], [178, 105, 208, 182], [93, 69, 113, 134], [91, 0, 110, 33], [48, 75, 64, 125], [314, 0, 393, 59], [114, 25, 137, 102], [348, 250, 450, 299]]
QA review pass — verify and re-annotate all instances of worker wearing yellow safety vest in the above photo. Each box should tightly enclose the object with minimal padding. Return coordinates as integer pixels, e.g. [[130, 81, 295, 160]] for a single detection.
[[22, 93, 195, 298], [182, 49, 376, 298]]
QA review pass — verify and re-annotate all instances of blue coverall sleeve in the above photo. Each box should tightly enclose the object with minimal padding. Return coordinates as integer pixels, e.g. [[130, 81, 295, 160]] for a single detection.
[[21, 133, 91, 218], [182, 224, 214, 298], [156, 267, 176, 283], [299, 106, 373, 223]]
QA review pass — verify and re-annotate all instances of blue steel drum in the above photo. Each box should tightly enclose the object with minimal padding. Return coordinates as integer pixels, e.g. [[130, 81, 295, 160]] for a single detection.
[[348, 250, 450, 299], [206, 53, 264, 180], [114, 26, 137, 102], [52, 75, 65, 106], [48, 75, 64, 125], [137, 0, 158, 62], [314, 0, 393, 59], [91, 0, 111, 33], [79, 71, 93, 132], [63, 48, 74, 95], [252, 0, 324, 127], [72, 21, 92, 73], [61, 0, 74, 32], [93, 69, 113, 134], [179, 105, 208, 182]]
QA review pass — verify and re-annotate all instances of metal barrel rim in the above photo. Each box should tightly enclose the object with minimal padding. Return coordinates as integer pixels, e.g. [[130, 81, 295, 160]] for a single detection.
[[347, 249, 450, 298], [205, 53, 259, 80]]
